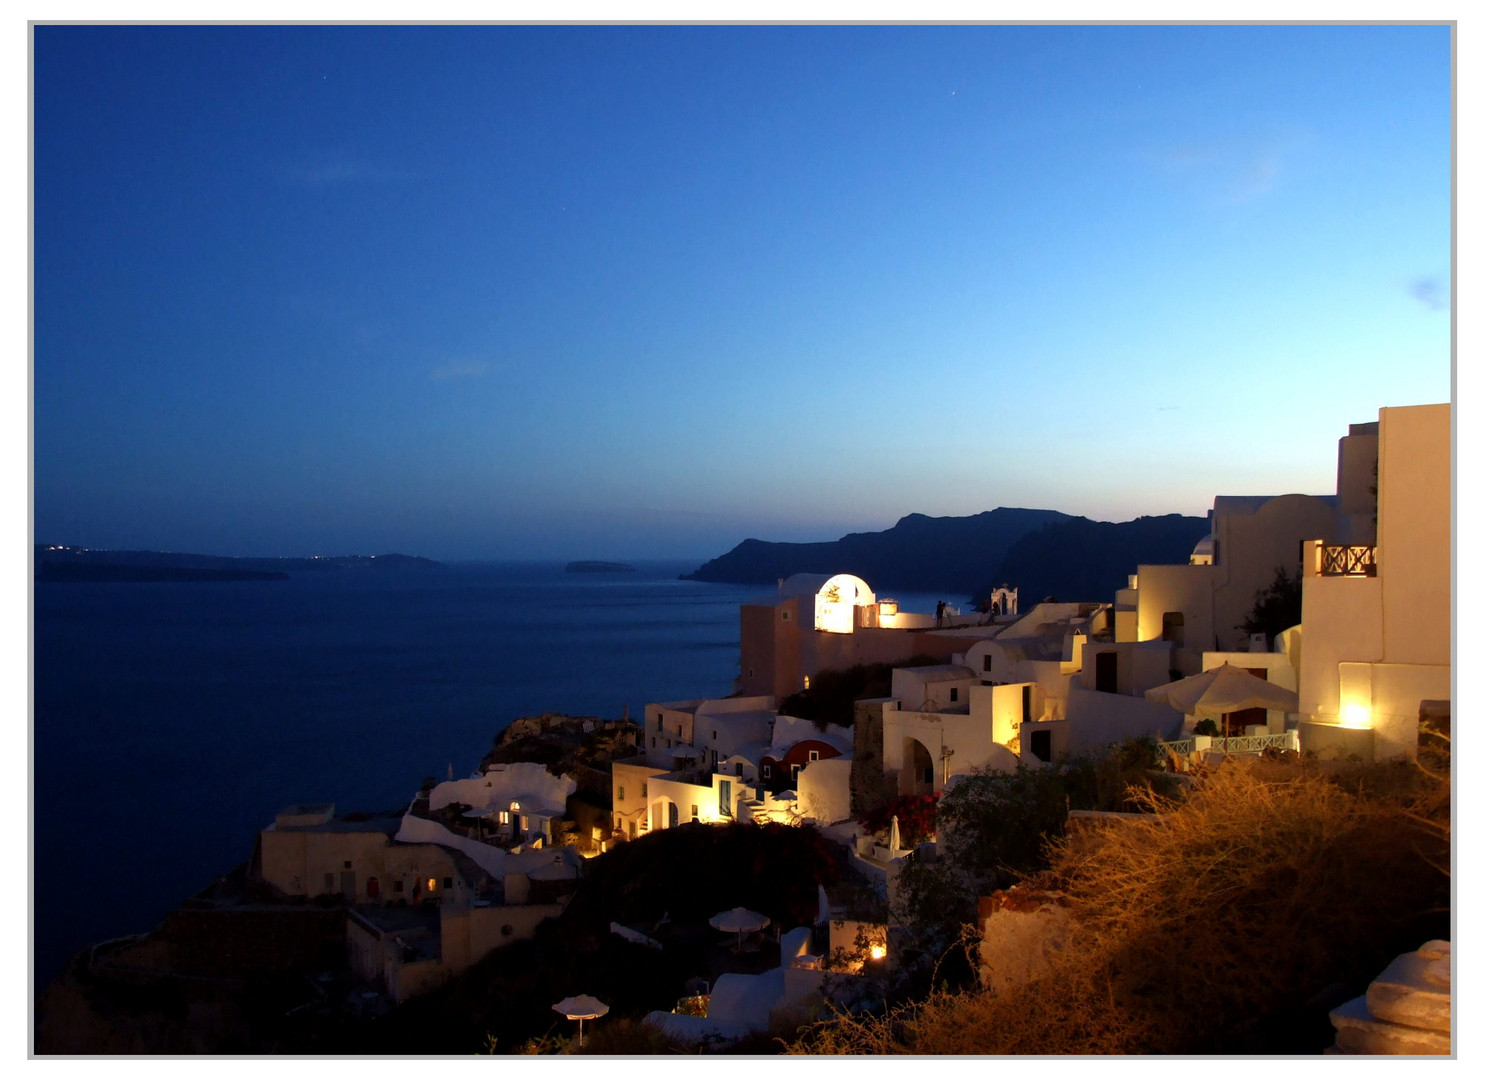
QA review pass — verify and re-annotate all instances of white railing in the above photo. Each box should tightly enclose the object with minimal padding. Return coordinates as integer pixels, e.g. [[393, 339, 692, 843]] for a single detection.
[[1161, 730, 1299, 758]]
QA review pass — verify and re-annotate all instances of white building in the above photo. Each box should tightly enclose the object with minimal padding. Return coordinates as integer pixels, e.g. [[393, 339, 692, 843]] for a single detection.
[[1297, 404, 1450, 761]]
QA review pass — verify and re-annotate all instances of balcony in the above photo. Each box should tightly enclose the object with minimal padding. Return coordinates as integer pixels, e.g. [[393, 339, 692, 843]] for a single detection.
[[1318, 544, 1376, 577]]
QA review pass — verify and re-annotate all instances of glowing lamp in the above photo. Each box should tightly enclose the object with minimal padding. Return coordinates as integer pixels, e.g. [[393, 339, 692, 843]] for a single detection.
[[1340, 703, 1372, 729], [869, 944, 887, 961]]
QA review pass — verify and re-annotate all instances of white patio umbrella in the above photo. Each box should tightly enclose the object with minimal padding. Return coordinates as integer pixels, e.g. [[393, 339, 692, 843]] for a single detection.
[[552, 994, 609, 1046], [889, 814, 901, 854], [1145, 663, 1298, 716], [709, 906, 771, 949], [1146, 664, 1299, 748], [461, 805, 494, 840]]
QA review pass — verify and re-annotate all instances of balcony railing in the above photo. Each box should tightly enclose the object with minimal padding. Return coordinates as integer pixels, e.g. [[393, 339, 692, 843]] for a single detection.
[[1319, 544, 1376, 577], [1160, 730, 1300, 758]]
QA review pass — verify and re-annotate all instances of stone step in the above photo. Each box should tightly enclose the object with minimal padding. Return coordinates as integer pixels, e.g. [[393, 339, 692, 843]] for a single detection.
[[1418, 939, 1450, 961], [1367, 951, 1451, 1030], [1330, 996, 1451, 1055]]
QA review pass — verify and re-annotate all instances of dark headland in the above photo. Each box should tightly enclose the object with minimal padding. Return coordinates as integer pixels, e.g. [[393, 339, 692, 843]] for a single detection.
[[680, 507, 1210, 604]]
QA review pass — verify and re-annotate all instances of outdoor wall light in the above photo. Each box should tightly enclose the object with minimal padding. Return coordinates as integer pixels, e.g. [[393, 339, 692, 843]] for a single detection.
[[869, 944, 887, 961], [1340, 702, 1372, 729]]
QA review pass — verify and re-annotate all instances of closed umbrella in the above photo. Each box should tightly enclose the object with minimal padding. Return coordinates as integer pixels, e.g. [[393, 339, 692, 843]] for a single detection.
[[552, 995, 609, 1046]]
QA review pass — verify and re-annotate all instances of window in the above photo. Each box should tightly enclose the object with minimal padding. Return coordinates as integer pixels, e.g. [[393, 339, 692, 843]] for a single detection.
[[1161, 612, 1186, 648], [803, 676, 811, 690], [618, 785, 626, 801], [641, 782, 648, 798], [690, 804, 699, 821], [762, 764, 772, 779], [949, 687, 959, 703], [792, 764, 800, 780], [782, 610, 790, 621], [367, 876, 379, 898], [748, 667, 755, 679], [393, 879, 404, 893], [735, 762, 743, 776], [343, 860, 352, 870], [443, 877, 453, 889], [427, 877, 437, 892], [651, 736, 657, 748], [983, 654, 993, 673], [808, 750, 820, 761], [499, 810, 510, 824]]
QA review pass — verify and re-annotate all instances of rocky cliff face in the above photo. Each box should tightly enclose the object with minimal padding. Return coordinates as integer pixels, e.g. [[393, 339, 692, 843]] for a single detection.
[[681, 507, 1210, 603]]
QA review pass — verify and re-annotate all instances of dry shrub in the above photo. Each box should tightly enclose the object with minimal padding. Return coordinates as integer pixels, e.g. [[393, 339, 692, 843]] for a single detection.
[[792, 759, 1449, 1055], [572, 1017, 685, 1055]]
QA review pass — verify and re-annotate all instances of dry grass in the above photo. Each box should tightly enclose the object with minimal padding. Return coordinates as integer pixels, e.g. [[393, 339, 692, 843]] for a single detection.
[[792, 758, 1449, 1055]]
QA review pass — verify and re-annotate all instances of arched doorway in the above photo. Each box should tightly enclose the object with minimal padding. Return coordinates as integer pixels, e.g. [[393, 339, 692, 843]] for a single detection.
[[900, 737, 935, 796], [651, 799, 680, 830]]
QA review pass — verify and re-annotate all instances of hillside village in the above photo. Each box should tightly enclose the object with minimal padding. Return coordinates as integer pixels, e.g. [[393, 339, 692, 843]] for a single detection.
[[38, 403, 1452, 1055]]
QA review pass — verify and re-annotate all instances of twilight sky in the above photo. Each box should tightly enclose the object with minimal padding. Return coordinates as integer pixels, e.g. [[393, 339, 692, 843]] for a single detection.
[[31, 24, 1452, 561]]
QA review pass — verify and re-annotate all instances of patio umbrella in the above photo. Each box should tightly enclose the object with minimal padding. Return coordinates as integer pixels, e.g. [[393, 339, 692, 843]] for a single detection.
[[552, 995, 609, 1046], [709, 906, 771, 949], [1145, 663, 1298, 716], [889, 814, 901, 854], [1146, 664, 1299, 746], [461, 805, 493, 840]]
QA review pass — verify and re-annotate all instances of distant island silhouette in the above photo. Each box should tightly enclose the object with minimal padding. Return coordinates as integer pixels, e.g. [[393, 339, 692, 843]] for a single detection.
[[34, 546, 446, 582]]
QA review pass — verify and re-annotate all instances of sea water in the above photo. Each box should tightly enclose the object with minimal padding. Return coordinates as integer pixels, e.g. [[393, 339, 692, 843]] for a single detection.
[[31, 560, 966, 992]]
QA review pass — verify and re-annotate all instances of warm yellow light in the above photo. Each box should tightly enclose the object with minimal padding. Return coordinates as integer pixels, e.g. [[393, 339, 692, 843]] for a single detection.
[[510, 801, 521, 811], [869, 944, 887, 961], [1340, 703, 1372, 729], [427, 877, 437, 891]]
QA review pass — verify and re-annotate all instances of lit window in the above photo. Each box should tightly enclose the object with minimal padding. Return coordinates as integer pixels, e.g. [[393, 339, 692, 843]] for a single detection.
[[803, 676, 810, 690], [427, 877, 437, 892], [499, 811, 509, 824]]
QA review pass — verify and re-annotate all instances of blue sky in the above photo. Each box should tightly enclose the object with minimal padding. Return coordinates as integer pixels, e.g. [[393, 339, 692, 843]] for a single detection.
[[31, 24, 1452, 561]]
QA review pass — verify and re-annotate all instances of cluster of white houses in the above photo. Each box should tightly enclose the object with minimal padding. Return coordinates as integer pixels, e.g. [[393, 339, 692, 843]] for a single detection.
[[605, 402, 1450, 836], [250, 403, 1450, 1004]]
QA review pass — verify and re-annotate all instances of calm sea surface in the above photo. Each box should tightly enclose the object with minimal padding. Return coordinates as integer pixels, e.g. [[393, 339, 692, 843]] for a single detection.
[[31, 560, 964, 992]]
